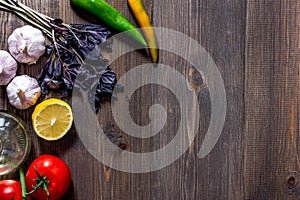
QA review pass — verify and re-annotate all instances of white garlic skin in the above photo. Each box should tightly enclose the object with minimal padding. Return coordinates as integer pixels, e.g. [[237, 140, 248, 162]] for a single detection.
[[7, 75, 41, 110], [8, 25, 46, 65], [0, 50, 17, 86]]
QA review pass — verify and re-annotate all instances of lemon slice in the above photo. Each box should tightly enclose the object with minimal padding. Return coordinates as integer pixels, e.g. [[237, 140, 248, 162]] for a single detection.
[[32, 98, 73, 141]]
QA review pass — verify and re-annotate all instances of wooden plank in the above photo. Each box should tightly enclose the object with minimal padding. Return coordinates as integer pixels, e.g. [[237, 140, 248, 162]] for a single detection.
[[150, 0, 246, 199], [245, 0, 300, 199]]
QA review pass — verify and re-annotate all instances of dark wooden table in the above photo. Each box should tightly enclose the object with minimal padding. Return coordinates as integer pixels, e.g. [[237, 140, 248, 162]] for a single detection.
[[0, 0, 299, 199]]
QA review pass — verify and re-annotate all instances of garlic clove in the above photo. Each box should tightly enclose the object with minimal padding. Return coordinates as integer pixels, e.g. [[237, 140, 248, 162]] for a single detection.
[[0, 50, 18, 86], [8, 25, 46, 65], [7, 75, 41, 110]]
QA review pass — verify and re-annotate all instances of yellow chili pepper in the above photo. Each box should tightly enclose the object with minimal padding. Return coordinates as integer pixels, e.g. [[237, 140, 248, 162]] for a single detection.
[[128, 0, 159, 63]]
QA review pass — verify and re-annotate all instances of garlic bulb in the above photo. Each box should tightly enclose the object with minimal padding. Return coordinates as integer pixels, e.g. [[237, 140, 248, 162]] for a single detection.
[[8, 25, 46, 65], [0, 50, 17, 85], [7, 75, 41, 110]]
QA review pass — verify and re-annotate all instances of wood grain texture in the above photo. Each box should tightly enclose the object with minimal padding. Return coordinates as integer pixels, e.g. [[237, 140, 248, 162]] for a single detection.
[[245, 0, 300, 199], [0, 0, 299, 199], [150, 0, 246, 200]]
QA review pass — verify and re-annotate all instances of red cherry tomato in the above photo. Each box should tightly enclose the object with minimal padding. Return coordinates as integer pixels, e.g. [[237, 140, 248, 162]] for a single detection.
[[25, 155, 71, 200], [0, 180, 30, 200]]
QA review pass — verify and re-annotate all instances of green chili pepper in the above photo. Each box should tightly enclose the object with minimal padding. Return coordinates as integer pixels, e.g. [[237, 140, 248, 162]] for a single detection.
[[71, 0, 147, 47]]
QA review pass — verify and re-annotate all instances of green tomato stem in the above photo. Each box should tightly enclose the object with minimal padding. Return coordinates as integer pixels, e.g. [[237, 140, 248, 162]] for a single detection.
[[24, 166, 50, 197], [19, 168, 28, 200]]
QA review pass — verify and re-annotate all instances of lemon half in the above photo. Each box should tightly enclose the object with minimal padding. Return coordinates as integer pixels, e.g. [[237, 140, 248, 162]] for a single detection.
[[32, 98, 73, 141]]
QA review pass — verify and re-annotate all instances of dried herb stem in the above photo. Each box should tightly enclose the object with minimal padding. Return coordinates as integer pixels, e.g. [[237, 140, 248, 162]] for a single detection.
[[14, 11, 52, 37], [14, 0, 52, 30]]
